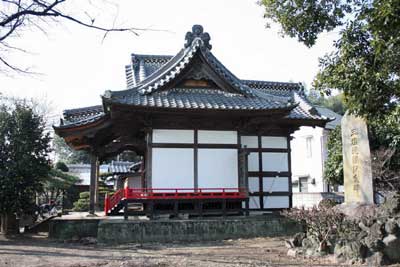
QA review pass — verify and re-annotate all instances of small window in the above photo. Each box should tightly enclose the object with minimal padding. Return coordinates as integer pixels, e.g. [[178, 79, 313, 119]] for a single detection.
[[299, 177, 308, 193], [306, 137, 313, 158]]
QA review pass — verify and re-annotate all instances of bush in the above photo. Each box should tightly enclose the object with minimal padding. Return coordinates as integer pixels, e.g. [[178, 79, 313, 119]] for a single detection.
[[72, 189, 113, 211], [79, 191, 90, 199], [73, 191, 89, 211], [73, 198, 89, 211], [55, 161, 69, 172], [282, 205, 359, 253], [318, 198, 337, 209]]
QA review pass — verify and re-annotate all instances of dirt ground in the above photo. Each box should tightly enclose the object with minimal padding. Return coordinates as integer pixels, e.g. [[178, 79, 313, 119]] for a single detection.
[[0, 233, 372, 267]]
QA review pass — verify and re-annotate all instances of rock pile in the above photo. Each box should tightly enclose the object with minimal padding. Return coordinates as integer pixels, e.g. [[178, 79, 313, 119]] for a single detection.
[[286, 193, 400, 265]]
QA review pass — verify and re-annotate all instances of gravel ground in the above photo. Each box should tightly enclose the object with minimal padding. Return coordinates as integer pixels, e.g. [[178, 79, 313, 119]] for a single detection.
[[0, 234, 360, 267]]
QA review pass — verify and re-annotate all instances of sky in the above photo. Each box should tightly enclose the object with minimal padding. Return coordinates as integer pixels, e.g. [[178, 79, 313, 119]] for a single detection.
[[0, 0, 338, 123]]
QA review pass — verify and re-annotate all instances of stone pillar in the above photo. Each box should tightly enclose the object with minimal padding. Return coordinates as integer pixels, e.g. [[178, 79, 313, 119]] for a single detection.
[[89, 153, 98, 215], [341, 112, 374, 204]]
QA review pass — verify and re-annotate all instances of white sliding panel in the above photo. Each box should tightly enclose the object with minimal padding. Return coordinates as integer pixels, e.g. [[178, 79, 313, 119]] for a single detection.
[[262, 177, 289, 192], [247, 152, 259, 172], [263, 196, 290, 209], [198, 149, 238, 188], [152, 148, 194, 190], [262, 152, 288, 172], [249, 196, 261, 209], [241, 136, 258, 148], [261, 136, 287, 149], [248, 177, 259, 193], [198, 130, 237, 144], [152, 129, 194, 143]]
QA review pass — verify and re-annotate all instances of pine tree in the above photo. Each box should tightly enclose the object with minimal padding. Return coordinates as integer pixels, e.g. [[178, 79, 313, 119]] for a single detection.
[[0, 99, 51, 234]]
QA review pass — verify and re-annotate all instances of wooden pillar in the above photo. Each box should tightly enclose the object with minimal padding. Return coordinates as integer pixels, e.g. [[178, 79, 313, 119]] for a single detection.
[[198, 200, 203, 218], [194, 129, 198, 191], [94, 159, 100, 211], [124, 201, 128, 220], [145, 129, 152, 189], [148, 202, 154, 220], [174, 200, 179, 218], [287, 135, 293, 208], [239, 146, 250, 216], [238, 146, 249, 190], [89, 153, 97, 215], [222, 199, 227, 217]]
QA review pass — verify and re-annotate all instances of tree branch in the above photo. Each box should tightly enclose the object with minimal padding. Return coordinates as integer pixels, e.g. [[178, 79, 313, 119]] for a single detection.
[[0, 0, 166, 74], [0, 0, 64, 27]]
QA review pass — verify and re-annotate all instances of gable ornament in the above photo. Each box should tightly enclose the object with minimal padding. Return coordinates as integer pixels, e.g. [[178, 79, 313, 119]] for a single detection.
[[184, 24, 212, 50]]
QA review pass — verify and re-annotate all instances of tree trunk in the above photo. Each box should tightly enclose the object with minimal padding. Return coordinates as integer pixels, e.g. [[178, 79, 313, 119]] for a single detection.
[[0, 213, 19, 235]]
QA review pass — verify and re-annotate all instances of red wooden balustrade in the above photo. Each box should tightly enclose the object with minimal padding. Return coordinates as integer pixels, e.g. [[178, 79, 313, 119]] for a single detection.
[[105, 187, 247, 214]]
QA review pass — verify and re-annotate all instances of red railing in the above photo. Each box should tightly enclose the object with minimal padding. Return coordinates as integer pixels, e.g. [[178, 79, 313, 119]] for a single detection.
[[105, 187, 247, 214], [125, 188, 247, 200], [104, 188, 124, 214]]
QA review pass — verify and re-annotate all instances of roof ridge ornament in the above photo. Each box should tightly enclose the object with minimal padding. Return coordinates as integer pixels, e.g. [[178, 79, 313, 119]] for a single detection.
[[184, 25, 212, 50]]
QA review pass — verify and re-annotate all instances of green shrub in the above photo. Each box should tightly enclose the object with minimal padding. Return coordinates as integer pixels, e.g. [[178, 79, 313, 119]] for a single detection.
[[79, 191, 90, 199], [73, 198, 89, 211]]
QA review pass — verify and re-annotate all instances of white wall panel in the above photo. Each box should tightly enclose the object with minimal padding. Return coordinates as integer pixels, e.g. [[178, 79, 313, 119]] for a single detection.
[[249, 196, 260, 209], [241, 136, 258, 148], [261, 136, 287, 148], [198, 149, 238, 188], [248, 177, 259, 192], [198, 130, 237, 144], [263, 196, 290, 208], [262, 177, 289, 192], [248, 152, 259, 172], [152, 129, 194, 143], [152, 148, 194, 190], [262, 152, 288, 172]]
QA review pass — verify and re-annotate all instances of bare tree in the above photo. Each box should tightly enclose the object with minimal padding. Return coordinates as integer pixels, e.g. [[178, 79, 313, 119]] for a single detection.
[[0, 0, 147, 74], [372, 147, 400, 192]]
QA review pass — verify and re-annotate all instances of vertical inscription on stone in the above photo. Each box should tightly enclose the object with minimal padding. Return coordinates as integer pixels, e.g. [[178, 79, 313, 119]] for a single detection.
[[342, 112, 374, 204], [350, 129, 360, 196]]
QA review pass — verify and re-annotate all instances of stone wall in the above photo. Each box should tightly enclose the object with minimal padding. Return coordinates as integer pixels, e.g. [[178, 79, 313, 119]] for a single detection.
[[49, 218, 100, 240], [98, 216, 302, 244], [49, 216, 302, 243]]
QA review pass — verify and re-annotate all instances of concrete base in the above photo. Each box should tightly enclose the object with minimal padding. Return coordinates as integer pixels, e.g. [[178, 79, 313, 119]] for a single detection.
[[49, 215, 302, 244]]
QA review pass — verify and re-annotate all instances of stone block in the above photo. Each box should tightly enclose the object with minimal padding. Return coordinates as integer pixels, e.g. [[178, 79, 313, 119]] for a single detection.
[[383, 234, 400, 262], [385, 219, 399, 235]]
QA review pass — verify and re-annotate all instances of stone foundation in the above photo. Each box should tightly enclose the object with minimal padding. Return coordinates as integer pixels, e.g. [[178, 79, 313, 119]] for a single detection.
[[49, 218, 100, 240], [49, 216, 302, 244]]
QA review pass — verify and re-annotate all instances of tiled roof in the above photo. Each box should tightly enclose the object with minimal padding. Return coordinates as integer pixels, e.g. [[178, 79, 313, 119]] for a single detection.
[[242, 80, 302, 91], [107, 25, 293, 111], [59, 105, 105, 128], [56, 25, 328, 130], [63, 105, 103, 122], [126, 54, 173, 88], [315, 106, 342, 129], [108, 160, 136, 174], [107, 87, 293, 111]]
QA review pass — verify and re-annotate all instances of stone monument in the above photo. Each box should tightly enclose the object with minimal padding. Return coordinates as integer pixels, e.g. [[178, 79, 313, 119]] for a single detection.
[[341, 112, 374, 204]]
